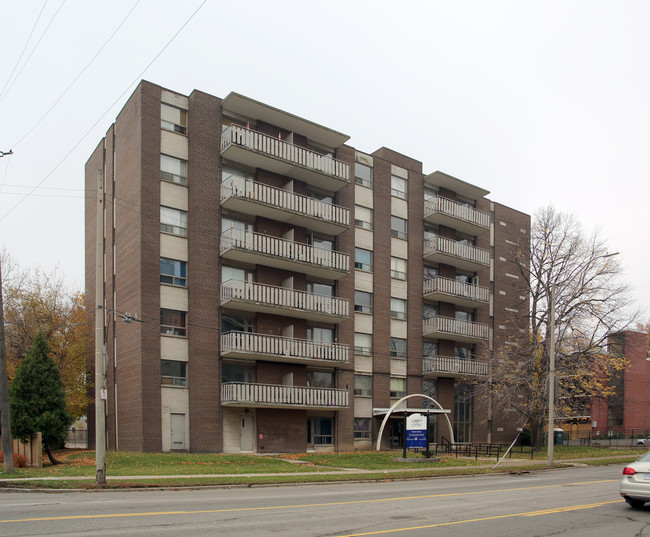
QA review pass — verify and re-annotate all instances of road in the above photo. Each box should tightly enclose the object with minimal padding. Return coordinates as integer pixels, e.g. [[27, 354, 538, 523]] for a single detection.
[[0, 465, 647, 536]]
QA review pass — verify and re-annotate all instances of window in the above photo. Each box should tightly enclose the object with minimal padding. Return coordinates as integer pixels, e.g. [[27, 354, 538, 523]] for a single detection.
[[422, 380, 437, 411], [222, 314, 252, 333], [354, 248, 372, 271], [454, 383, 472, 443], [390, 298, 407, 320], [160, 309, 186, 336], [221, 165, 252, 184], [391, 257, 407, 280], [423, 265, 438, 279], [161, 360, 187, 386], [354, 205, 372, 230], [390, 377, 406, 398], [161, 103, 187, 134], [309, 417, 333, 445], [391, 175, 407, 199], [354, 332, 372, 355], [390, 216, 407, 239], [354, 163, 372, 188], [160, 258, 186, 286], [423, 341, 438, 357], [221, 265, 246, 284], [222, 363, 254, 384], [390, 337, 406, 359], [424, 187, 437, 201], [160, 154, 187, 185], [423, 303, 438, 319], [307, 282, 333, 297], [354, 291, 373, 314], [308, 327, 334, 344], [354, 375, 372, 396], [354, 417, 371, 439], [307, 371, 334, 388], [455, 310, 474, 322], [160, 206, 187, 236], [455, 346, 472, 360]]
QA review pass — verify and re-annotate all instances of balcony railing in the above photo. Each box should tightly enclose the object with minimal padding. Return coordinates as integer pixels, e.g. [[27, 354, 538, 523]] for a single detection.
[[423, 355, 489, 377], [220, 228, 349, 278], [423, 236, 489, 271], [221, 382, 349, 408], [221, 280, 349, 321], [424, 197, 490, 234], [423, 276, 489, 306], [422, 315, 489, 342], [221, 331, 350, 364], [221, 176, 349, 234], [221, 125, 350, 190]]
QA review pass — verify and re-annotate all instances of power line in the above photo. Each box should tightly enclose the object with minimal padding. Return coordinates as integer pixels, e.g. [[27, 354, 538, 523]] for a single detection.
[[10, 0, 142, 149], [0, 0, 66, 105], [0, 0, 208, 223], [0, 0, 49, 101]]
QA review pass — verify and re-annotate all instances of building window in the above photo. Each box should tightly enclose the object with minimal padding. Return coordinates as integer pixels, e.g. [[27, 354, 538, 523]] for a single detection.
[[391, 175, 407, 199], [355, 163, 372, 188], [423, 265, 438, 279], [308, 327, 334, 344], [161, 103, 187, 134], [354, 205, 372, 230], [160, 154, 188, 185], [423, 341, 438, 357], [161, 360, 187, 386], [390, 216, 407, 239], [390, 377, 406, 398], [222, 363, 254, 384], [222, 314, 252, 333], [354, 332, 372, 355], [160, 206, 187, 236], [354, 248, 372, 271], [160, 258, 186, 286], [307, 282, 333, 297], [309, 417, 333, 445], [354, 291, 373, 314], [160, 309, 186, 336], [390, 298, 407, 320], [307, 371, 334, 388], [423, 303, 438, 319], [391, 257, 407, 280], [354, 417, 371, 439], [454, 383, 472, 443], [354, 375, 372, 396], [390, 337, 406, 358], [455, 346, 472, 360]]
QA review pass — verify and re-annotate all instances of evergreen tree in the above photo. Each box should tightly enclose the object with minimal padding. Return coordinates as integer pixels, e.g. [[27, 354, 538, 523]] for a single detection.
[[9, 332, 73, 465]]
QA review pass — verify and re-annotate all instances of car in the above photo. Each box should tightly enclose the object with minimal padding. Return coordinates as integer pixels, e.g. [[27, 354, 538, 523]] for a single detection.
[[637, 437, 650, 446], [620, 451, 650, 508]]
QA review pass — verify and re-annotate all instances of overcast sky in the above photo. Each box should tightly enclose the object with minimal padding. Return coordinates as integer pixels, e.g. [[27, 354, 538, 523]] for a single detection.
[[0, 1, 647, 321]]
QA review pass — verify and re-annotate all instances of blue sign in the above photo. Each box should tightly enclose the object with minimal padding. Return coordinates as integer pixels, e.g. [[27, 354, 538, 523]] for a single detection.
[[407, 428, 427, 448]]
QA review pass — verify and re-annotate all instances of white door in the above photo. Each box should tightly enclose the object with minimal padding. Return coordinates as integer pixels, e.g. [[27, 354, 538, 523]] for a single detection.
[[241, 415, 254, 452], [170, 413, 186, 451]]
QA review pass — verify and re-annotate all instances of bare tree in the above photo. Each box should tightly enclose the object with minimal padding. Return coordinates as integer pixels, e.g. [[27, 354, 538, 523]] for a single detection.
[[480, 206, 638, 447]]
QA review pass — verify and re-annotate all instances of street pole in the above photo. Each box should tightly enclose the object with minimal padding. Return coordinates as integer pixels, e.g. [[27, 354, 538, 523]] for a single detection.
[[0, 258, 14, 473], [547, 284, 556, 466], [95, 170, 106, 485]]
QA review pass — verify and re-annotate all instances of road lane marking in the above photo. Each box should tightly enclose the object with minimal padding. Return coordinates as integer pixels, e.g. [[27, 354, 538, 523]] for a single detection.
[[0, 479, 619, 524], [330, 500, 624, 536]]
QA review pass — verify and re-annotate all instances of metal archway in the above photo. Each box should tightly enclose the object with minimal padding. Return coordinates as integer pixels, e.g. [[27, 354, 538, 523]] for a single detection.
[[375, 394, 455, 450]]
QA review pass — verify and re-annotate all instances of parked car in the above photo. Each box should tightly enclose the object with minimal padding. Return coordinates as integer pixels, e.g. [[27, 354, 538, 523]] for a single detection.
[[637, 437, 650, 446], [620, 451, 650, 508]]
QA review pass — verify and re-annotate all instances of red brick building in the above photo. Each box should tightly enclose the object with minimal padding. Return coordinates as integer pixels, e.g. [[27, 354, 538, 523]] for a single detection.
[[85, 81, 530, 453]]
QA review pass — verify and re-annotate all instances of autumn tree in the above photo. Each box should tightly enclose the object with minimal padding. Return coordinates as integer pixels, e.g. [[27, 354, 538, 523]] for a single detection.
[[480, 206, 637, 447], [1, 249, 90, 419], [10, 332, 74, 465]]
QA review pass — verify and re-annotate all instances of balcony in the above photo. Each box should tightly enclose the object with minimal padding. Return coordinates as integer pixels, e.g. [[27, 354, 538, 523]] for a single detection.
[[220, 228, 349, 280], [221, 331, 349, 365], [221, 382, 349, 409], [424, 197, 490, 236], [221, 176, 349, 236], [423, 276, 490, 308], [423, 355, 489, 379], [221, 125, 350, 192], [423, 236, 489, 271], [221, 280, 349, 322], [422, 316, 489, 343]]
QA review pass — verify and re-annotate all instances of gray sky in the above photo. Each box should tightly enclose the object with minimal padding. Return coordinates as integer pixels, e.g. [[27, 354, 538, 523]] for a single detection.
[[0, 1, 647, 320]]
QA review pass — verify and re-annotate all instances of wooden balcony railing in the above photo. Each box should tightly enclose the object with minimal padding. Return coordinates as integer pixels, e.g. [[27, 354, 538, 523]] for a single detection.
[[423, 355, 489, 377], [423, 276, 489, 303], [423, 236, 490, 266], [221, 382, 349, 408], [422, 316, 489, 340]]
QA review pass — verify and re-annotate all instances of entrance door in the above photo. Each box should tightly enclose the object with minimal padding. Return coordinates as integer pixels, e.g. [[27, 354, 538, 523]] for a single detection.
[[170, 413, 186, 451], [241, 415, 254, 452]]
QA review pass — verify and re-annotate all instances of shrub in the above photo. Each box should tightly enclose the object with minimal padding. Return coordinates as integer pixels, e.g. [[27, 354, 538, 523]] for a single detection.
[[0, 451, 29, 468]]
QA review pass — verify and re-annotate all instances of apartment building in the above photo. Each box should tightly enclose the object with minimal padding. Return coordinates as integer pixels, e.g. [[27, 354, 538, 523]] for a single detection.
[[85, 80, 530, 453]]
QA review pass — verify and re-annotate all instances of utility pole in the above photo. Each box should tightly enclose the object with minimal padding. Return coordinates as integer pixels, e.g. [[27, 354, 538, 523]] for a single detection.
[[95, 170, 106, 485], [547, 284, 556, 466], [0, 258, 15, 473]]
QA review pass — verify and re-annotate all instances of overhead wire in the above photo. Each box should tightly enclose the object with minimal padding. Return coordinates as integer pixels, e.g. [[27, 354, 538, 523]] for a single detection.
[[0, 0, 49, 101], [0, 0, 209, 224], [10, 0, 142, 149], [0, 0, 67, 105]]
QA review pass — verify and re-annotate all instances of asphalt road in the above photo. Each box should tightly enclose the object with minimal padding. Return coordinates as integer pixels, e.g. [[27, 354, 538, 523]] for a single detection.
[[0, 465, 647, 536]]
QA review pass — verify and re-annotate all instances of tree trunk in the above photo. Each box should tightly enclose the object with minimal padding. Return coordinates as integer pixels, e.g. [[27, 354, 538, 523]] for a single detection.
[[44, 444, 60, 465]]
